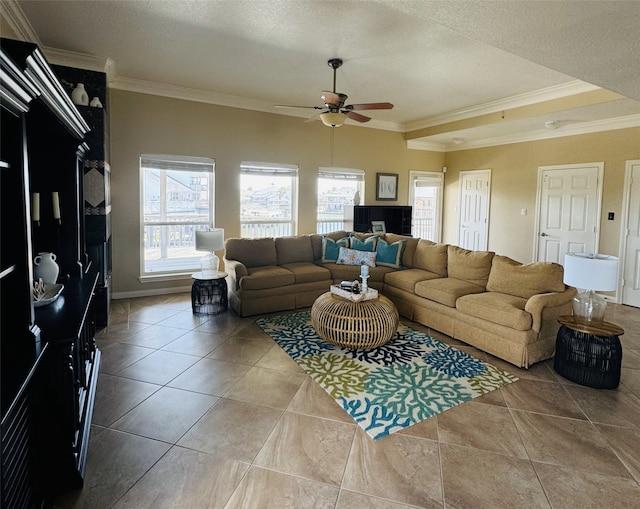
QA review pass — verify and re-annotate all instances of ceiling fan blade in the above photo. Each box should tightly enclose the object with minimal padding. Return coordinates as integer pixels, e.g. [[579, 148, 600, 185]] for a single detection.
[[275, 104, 324, 110], [346, 102, 394, 111], [304, 112, 325, 123], [321, 91, 347, 107], [346, 111, 371, 123]]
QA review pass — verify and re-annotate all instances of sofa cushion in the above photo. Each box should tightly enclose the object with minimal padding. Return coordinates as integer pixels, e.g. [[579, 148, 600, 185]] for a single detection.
[[413, 240, 448, 276], [385, 234, 419, 269], [321, 262, 393, 282], [384, 268, 441, 293], [456, 292, 532, 331], [415, 277, 486, 308], [225, 237, 277, 268], [349, 234, 379, 251], [447, 245, 494, 287], [280, 262, 331, 284], [376, 239, 406, 268], [321, 236, 350, 263], [241, 266, 295, 290], [336, 247, 377, 267], [486, 255, 566, 299], [276, 235, 315, 265]]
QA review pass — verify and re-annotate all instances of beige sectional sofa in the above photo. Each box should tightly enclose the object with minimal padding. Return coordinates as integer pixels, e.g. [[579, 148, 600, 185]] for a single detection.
[[223, 231, 576, 368]]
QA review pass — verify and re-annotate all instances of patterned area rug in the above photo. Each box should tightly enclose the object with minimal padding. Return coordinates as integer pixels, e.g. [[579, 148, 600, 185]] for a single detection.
[[257, 311, 519, 440]]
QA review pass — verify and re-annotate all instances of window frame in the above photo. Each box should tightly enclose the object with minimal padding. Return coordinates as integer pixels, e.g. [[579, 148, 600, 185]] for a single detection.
[[139, 153, 215, 281], [240, 161, 299, 238], [316, 167, 365, 234]]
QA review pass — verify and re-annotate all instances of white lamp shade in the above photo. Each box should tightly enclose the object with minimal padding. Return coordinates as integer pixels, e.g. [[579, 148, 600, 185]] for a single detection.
[[320, 112, 346, 127], [195, 228, 224, 252], [563, 252, 618, 291]]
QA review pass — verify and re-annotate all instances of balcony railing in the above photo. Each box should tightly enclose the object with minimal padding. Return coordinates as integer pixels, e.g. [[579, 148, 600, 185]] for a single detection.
[[316, 220, 349, 234], [412, 218, 435, 241], [241, 222, 292, 238]]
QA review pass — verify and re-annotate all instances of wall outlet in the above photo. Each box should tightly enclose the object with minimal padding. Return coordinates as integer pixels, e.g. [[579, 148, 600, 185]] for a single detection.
[[608, 212, 614, 220]]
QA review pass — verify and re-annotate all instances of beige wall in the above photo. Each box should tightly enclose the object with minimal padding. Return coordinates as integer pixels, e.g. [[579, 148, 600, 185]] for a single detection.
[[442, 128, 640, 263], [109, 89, 443, 296]]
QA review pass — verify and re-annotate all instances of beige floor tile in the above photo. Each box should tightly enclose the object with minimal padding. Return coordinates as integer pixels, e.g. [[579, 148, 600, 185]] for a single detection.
[[160, 328, 227, 356], [223, 365, 306, 408], [224, 466, 339, 509], [287, 377, 354, 423], [620, 366, 640, 397], [440, 443, 550, 509], [335, 490, 420, 509], [437, 401, 528, 458], [534, 462, 640, 509], [155, 308, 213, 329], [342, 429, 443, 508], [168, 357, 252, 396], [116, 349, 200, 385], [95, 320, 149, 340], [177, 398, 282, 462], [111, 446, 249, 509], [206, 336, 274, 364], [256, 343, 306, 372], [91, 374, 160, 426], [397, 414, 439, 440], [511, 410, 631, 478], [115, 323, 189, 349], [254, 411, 356, 485], [485, 354, 557, 382], [595, 424, 640, 482], [95, 340, 154, 374], [129, 306, 182, 324], [501, 378, 587, 419], [54, 428, 171, 509], [564, 384, 640, 428], [111, 386, 217, 443], [622, 346, 640, 369]]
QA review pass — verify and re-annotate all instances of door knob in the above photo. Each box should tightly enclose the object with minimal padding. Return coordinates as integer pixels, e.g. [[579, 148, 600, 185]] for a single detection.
[[540, 232, 548, 236]]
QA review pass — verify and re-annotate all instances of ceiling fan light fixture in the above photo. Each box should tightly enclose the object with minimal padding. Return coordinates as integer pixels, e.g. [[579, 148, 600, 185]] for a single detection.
[[320, 112, 346, 127]]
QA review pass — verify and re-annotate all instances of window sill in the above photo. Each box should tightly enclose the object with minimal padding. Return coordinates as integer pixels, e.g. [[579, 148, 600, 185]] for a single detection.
[[139, 272, 195, 284]]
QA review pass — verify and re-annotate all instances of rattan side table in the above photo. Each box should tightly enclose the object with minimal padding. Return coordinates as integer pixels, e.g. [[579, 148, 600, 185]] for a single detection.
[[311, 291, 399, 350], [191, 271, 228, 315], [554, 315, 624, 389]]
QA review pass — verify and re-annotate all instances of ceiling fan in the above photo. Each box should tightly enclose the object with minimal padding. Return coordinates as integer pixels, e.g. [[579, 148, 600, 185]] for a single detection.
[[275, 58, 393, 127]]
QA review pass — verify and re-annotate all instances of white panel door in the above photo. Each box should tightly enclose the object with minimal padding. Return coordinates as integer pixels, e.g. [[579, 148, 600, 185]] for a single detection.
[[622, 161, 640, 307], [458, 170, 490, 250], [536, 164, 601, 263]]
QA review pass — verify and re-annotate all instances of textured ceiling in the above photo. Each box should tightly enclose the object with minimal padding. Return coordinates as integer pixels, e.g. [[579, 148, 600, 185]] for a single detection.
[[10, 0, 640, 149]]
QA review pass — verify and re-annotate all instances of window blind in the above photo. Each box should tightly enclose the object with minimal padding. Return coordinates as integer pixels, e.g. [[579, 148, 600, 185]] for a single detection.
[[318, 167, 364, 181]]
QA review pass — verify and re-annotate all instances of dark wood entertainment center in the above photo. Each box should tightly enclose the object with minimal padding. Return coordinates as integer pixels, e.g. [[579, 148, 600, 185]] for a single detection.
[[1, 38, 101, 507], [353, 205, 412, 236]]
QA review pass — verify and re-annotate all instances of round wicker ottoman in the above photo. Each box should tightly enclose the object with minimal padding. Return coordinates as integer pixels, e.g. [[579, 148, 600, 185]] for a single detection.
[[311, 292, 399, 350]]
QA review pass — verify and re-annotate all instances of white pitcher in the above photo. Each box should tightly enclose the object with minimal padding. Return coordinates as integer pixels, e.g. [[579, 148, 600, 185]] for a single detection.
[[34, 252, 59, 284]]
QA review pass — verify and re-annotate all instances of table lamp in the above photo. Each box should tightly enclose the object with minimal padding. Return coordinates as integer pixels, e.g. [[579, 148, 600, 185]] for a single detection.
[[563, 252, 618, 325], [195, 228, 224, 276]]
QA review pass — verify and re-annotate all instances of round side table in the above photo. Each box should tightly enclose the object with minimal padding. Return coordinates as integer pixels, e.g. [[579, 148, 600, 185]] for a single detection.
[[311, 292, 399, 350], [191, 271, 228, 315], [554, 315, 624, 389]]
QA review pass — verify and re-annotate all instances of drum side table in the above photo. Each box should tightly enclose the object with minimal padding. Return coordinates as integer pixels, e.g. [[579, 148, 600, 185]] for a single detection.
[[191, 271, 228, 315]]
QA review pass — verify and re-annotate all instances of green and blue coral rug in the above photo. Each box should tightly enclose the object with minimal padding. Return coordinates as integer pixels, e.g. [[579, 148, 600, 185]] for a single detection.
[[256, 311, 519, 440]]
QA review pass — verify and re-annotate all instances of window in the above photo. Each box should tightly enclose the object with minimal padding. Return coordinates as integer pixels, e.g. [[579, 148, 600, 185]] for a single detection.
[[317, 167, 364, 233], [240, 162, 298, 238], [140, 154, 214, 278], [409, 171, 443, 242]]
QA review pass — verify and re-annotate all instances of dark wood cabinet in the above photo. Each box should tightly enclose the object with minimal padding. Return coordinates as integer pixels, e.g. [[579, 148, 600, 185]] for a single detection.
[[1, 38, 100, 508], [354, 205, 413, 236]]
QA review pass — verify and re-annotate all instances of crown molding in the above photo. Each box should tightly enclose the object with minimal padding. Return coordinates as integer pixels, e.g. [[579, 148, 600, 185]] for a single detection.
[[42, 46, 116, 79], [411, 114, 640, 152], [402, 80, 601, 132], [1, 0, 41, 44]]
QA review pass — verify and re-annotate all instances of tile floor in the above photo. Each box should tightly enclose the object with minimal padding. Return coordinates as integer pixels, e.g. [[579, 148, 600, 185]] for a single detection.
[[55, 294, 640, 508]]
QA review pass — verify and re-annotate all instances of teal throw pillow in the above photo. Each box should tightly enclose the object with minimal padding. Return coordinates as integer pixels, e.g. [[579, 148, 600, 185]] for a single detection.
[[349, 234, 379, 252], [376, 239, 406, 268], [336, 247, 377, 267], [321, 236, 350, 263]]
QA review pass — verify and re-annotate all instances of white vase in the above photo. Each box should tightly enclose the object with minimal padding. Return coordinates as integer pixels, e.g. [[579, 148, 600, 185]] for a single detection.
[[89, 96, 102, 108], [353, 190, 361, 205], [34, 252, 59, 284], [71, 83, 89, 106]]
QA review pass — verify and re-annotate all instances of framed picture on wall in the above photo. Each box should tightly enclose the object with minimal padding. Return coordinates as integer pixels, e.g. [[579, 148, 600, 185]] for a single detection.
[[371, 220, 386, 234], [376, 172, 398, 200]]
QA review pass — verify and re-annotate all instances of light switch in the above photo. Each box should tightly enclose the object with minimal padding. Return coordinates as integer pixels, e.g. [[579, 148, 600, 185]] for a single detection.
[[608, 212, 614, 220], [521, 208, 527, 216]]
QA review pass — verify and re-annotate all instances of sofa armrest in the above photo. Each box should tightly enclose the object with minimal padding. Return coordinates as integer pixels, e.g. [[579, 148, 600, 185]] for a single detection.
[[525, 286, 577, 333], [224, 258, 248, 291]]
